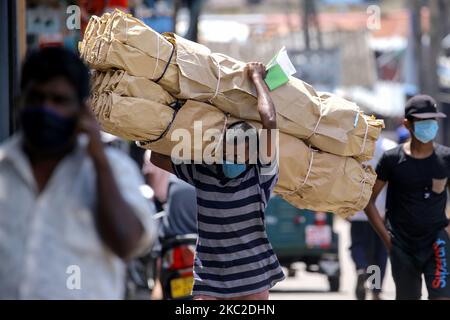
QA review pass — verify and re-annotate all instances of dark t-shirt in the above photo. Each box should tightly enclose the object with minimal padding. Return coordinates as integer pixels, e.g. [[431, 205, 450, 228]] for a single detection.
[[376, 143, 450, 251]]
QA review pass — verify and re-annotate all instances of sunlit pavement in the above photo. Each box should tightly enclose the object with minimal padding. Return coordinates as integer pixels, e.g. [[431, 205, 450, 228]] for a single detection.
[[269, 217, 428, 300]]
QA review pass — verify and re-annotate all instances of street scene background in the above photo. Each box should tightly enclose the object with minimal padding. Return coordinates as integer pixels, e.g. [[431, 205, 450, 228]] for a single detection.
[[0, 0, 449, 301]]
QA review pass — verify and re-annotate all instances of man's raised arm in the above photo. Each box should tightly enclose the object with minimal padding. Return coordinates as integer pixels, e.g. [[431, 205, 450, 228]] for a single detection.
[[247, 62, 277, 161]]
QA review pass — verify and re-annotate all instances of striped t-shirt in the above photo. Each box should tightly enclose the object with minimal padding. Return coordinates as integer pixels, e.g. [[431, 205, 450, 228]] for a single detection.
[[172, 160, 285, 298]]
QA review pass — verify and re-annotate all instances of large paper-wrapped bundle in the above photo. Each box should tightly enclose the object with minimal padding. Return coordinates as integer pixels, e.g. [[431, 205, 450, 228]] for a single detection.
[[90, 70, 176, 141], [91, 92, 175, 141], [91, 70, 175, 104], [137, 100, 230, 162], [273, 133, 376, 218], [91, 71, 228, 161], [80, 9, 384, 162], [80, 12, 112, 62], [91, 69, 376, 216], [79, 10, 179, 91]]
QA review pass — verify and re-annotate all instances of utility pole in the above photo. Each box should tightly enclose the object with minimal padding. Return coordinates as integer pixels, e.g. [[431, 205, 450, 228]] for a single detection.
[[429, 0, 442, 98], [185, 0, 203, 42], [428, 0, 450, 145], [410, 0, 427, 93], [0, 0, 19, 140], [173, 0, 182, 34], [173, 0, 203, 42], [302, 0, 322, 51]]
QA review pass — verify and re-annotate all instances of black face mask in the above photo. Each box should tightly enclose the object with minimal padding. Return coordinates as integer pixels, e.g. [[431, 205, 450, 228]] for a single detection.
[[20, 106, 78, 153]]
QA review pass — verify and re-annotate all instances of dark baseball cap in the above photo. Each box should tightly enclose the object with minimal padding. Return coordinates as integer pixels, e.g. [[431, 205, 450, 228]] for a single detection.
[[405, 94, 447, 119]]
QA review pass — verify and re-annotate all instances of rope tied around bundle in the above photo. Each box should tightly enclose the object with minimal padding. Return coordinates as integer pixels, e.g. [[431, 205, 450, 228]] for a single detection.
[[137, 99, 184, 146]]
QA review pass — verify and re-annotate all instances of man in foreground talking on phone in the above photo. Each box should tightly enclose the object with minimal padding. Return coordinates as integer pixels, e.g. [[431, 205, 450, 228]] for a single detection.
[[0, 47, 156, 299]]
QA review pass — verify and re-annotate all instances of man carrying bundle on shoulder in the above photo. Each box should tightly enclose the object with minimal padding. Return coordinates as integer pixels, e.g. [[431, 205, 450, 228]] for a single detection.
[[150, 62, 286, 300]]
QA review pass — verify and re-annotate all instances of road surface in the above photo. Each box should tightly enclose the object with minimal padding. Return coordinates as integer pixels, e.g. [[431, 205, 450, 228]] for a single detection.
[[269, 217, 428, 300]]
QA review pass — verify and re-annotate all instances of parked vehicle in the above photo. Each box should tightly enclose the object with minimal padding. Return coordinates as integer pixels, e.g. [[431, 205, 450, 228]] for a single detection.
[[125, 248, 159, 299], [125, 214, 197, 300], [160, 234, 197, 300], [265, 196, 341, 292]]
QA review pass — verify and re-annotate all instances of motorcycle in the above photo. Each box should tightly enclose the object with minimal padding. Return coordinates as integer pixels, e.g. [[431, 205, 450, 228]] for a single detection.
[[159, 233, 197, 300], [124, 208, 164, 300], [125, 208, 198, 300]]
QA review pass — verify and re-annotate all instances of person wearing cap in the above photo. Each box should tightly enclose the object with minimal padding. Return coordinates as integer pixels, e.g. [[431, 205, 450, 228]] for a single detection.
[[364, 94, 450, 300]]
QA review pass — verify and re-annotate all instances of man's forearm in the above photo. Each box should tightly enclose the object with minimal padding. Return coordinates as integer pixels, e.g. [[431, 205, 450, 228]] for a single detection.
[[364, 203, 391, 250], [252, 76, 277, 129], [150, 152, 174, 174], [93, 151, 144, 260]]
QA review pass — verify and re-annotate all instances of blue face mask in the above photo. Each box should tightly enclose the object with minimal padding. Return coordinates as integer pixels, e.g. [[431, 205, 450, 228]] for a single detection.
[[413, 119, 439, 143], [222, 161, 247, 179]]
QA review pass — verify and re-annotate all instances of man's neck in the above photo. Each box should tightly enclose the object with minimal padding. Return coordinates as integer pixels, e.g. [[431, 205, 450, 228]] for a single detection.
[[23, 144, 69, 165], [405, 138, 434, 159], [23, 143, 75, 193]]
